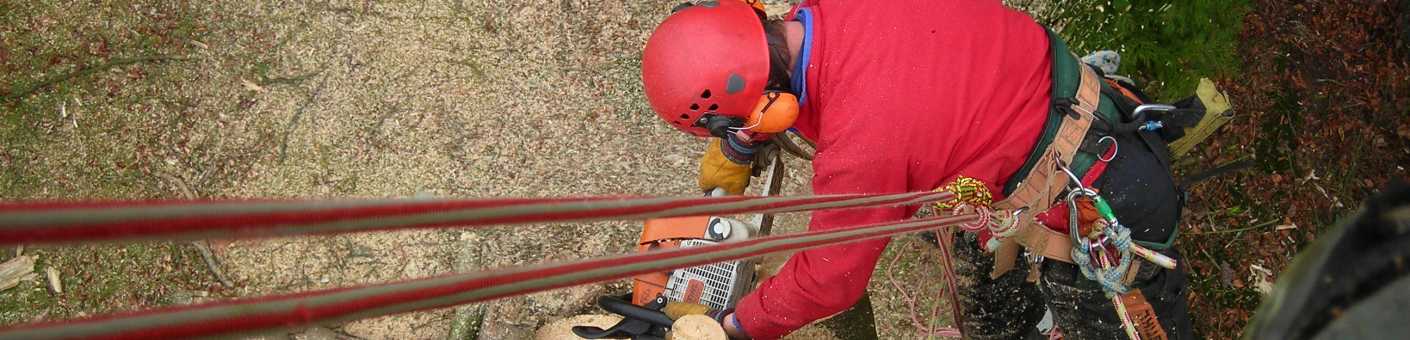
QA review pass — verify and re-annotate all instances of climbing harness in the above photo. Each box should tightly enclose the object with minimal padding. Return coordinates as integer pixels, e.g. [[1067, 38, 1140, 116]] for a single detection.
[[924, 24, 1199, 340]]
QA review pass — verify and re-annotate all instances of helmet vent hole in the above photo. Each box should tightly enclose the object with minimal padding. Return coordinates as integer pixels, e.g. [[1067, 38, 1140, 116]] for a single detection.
[[700, 89, 712, 99], [708, 104, 719, 111], [679, 114, 690, 119], [690, 104, 699, 111]]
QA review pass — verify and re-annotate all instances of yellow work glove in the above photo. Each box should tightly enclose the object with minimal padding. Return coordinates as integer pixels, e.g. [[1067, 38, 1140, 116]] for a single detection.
[[698, 138, 752, 195]]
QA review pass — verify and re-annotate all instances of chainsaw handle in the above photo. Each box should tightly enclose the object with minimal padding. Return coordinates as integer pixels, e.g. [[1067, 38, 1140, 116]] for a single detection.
[[597, 295, 675, 327]]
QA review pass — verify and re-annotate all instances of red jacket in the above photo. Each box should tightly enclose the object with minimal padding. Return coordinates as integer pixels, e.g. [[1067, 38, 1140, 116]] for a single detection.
[[731, 1, 1053, 338]]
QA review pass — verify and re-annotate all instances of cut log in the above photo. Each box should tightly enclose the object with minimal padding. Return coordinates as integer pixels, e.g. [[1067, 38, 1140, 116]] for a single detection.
[[666, 315, 726, 340], [0, 255, 36, 291]]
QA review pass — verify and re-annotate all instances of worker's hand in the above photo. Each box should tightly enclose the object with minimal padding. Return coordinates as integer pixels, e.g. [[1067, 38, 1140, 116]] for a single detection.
[[699, 137, 753, 195]]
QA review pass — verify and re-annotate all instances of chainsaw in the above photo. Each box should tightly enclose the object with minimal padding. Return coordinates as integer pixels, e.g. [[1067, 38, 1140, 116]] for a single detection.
[[573, 148, 787, 339]]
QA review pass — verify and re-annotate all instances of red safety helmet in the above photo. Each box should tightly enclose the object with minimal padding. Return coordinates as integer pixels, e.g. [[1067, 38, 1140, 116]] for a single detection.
[[642, 1, 770, 138]]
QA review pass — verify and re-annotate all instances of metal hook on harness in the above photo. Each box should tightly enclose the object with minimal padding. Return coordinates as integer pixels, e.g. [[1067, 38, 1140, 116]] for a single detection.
[[1096, 136, 1118, 162]]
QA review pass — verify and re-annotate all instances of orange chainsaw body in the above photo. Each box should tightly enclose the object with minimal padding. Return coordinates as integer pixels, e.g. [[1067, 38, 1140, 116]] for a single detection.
[[631, 216, 712, 306]]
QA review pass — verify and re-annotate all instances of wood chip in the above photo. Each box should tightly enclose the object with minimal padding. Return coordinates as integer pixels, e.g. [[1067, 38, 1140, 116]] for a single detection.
[[0, 255, 36, 291], [45, 267, 61, 295]]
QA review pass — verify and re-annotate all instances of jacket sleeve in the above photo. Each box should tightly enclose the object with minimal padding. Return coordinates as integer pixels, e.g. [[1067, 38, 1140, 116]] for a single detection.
[[731, 145, 910, 339]]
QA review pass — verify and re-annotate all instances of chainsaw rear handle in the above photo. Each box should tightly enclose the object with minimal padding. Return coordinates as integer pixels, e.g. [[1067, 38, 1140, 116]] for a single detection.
[[573, 295, 673, 339], [598, 295, 675, 326]]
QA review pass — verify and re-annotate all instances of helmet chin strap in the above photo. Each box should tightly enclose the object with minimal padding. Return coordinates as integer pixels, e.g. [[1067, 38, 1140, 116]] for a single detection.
[[702, 114, 746, 139]]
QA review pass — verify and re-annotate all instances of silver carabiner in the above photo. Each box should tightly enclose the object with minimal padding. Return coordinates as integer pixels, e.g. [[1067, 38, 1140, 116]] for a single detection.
[[1058, 162, 1086, 191], [1009, 207, 1029, 221]]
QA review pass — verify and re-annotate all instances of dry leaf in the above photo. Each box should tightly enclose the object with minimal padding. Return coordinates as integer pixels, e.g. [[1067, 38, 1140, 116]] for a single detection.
[[239, 77, 265, 92]]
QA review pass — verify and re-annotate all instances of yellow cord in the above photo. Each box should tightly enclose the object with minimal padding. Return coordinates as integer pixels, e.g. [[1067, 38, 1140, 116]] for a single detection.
[[934, 176, 993, 210]]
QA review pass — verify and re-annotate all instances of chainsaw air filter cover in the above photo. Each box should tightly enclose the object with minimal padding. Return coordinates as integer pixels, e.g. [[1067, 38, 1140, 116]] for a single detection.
[[665, 239, 756, 311]]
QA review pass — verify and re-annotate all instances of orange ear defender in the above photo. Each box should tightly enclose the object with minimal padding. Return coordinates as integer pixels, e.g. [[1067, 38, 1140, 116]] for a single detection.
[[741, 0, 766, 12], [746, 91, 799, 133]]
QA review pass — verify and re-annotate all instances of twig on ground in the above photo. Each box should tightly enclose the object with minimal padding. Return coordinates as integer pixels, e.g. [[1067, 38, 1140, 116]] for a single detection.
[[162, 172, 233, 288], [192, 240, 234, 288], [279, 75, 330, 162], [1188, 219, 1280, 235]]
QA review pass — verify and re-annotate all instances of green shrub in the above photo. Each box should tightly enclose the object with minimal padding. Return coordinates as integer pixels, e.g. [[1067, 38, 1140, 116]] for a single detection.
[[1012, 0, 1249, 101]]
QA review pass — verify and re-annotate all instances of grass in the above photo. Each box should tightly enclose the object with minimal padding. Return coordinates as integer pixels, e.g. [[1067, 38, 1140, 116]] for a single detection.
[[0, 0, 250, 326], [0, 244, 213, 325], [1012, 0, 1249, 101]]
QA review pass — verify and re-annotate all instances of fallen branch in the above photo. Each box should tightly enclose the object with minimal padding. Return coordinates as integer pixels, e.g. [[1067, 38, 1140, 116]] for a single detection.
[[0, 255, 35, 291], [191, 240, 233, 288]]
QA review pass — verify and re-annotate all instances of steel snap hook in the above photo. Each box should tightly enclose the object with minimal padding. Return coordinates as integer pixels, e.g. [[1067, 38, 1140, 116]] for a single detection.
[[1058, 162, 1086, 191]]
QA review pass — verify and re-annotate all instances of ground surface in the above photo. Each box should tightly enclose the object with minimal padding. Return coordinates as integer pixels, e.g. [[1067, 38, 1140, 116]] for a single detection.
[[1175, 1, 1410, 338], [1, 0, 1407, 339]]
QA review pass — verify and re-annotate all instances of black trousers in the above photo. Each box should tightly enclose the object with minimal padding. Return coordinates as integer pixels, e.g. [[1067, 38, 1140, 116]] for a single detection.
[[950, 131, 1192, 340]]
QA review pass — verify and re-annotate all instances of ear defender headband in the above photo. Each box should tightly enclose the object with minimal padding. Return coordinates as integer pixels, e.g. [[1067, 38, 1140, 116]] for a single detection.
[[741, 0, 801, 135]]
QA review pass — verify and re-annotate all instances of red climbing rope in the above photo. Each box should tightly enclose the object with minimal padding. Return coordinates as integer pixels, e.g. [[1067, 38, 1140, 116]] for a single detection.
[[0, 213, 977, 340], [0, 191, 950, 245]]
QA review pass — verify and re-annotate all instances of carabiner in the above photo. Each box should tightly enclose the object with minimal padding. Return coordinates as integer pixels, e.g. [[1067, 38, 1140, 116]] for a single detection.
[[1058, 162, 1087, 191]]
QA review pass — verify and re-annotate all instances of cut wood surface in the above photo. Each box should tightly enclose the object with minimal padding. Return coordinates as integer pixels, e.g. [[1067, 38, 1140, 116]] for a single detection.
[[0, 255, 36, 291], [666, 315, 726, 340]]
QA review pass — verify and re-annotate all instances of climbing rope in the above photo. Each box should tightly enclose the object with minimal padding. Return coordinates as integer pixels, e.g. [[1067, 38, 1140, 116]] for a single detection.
[[1067, 189, 1136, 296], [0, 191, 965, 339], [0, 191, 950, 245], [887, 235, 964, 339]]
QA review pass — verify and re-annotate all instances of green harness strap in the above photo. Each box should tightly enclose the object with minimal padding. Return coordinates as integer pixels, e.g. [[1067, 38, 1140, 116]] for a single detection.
[[1003, 28, 1117, 194]]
